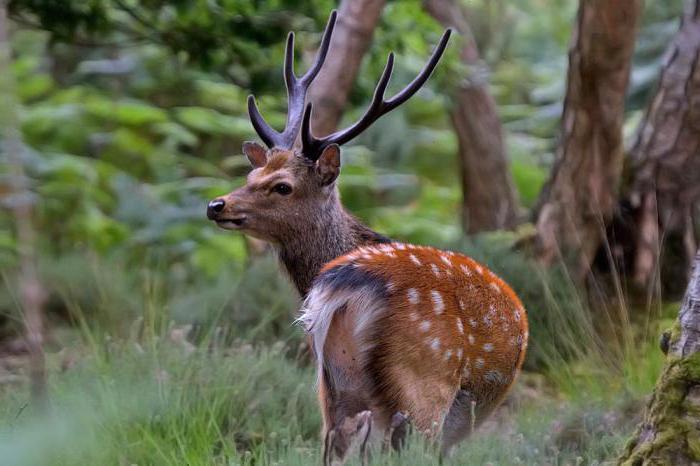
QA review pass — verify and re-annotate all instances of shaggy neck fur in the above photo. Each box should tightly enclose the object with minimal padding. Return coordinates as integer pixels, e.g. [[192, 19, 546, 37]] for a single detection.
[[275, 191, 389, 297]]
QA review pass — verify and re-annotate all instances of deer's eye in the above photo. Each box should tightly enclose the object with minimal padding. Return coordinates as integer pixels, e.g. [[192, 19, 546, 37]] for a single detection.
[[272, 183, 293, 196]]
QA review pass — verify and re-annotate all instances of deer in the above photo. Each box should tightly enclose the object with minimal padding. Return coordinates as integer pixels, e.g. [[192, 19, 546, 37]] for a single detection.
[[206, 10, 528, 465]]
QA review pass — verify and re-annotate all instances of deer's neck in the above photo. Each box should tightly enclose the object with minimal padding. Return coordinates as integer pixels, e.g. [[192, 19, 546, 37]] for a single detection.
[[275, 198, 389, 297]]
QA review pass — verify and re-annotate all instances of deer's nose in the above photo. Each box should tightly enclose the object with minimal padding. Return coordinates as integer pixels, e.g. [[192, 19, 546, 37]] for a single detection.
[[207, 199, 226, 220]]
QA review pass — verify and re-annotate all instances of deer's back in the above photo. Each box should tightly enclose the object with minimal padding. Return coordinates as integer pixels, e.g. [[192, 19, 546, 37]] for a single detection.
[[300, 242, 529, 430]]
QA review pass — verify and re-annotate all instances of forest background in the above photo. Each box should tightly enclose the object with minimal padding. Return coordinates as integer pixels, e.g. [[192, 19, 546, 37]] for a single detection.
[[1, 0, 699, 465]]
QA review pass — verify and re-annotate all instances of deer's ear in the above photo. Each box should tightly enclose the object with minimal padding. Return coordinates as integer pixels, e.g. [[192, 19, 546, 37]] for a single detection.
[[316, 144, 341, 186], [243, 141, 268, 168]]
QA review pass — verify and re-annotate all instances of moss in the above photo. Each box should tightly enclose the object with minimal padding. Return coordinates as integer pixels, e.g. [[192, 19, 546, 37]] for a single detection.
[[687, 431, 700, 461], [618, 338, 700, 465]]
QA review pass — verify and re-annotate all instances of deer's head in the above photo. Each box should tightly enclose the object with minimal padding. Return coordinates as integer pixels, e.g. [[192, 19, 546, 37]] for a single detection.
[[207, 11, 450, 243]]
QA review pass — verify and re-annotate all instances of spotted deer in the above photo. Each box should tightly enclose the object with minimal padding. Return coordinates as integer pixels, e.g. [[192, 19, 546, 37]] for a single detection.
[[206, 11, 528, 465]]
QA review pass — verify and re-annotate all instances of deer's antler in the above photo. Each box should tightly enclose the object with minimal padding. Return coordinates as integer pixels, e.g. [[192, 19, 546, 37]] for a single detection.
[[301, 29, 452, 160], [247, 11, 337, 149]]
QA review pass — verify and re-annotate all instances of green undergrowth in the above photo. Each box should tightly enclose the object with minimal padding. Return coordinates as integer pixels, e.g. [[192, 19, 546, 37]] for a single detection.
[[0, 242, 672, 465], [0, 332, 637, 466]]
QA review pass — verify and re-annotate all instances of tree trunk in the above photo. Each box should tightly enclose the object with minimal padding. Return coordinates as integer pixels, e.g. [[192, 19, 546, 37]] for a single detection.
[[307, 0, 385, 137], [617, 249, 700, 465], [533, 0, 641, 275], [423, 0, 519, 233], [0, 0, 48, 411], [618, 0, 700, 293]]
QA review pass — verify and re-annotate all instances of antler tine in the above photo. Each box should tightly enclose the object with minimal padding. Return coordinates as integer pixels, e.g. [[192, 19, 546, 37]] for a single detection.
[[300, 10, 337, 85], [247, 10, 338, 150], [302, 29, 452, 160]]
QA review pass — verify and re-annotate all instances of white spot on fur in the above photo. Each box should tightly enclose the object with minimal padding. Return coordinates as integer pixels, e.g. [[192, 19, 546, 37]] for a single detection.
[[456, 318, 464, 334], [431, 290, 445, 314], [386, 281, 396, 293], [475, 265, 483, 275], [460, 264, 471, 276], [483, 305, 497, 327], [469, 318, 477, 328], [394, 243, 406, 250], [456, 348, 463, 360], [440, 255, 452, 266], [490, 282, 501, 293], [468, 334, 475, 344], [475, 358, 485, 368], [444, 349, 452, 360], [407, 288, 419, 305], [458, 299, 466, 311], [429, 337, 441, 351], [430, 264, 441, 277], [483, 343, 494, 352], [419, 321, 431, 332], [409, 254, 422, 266]]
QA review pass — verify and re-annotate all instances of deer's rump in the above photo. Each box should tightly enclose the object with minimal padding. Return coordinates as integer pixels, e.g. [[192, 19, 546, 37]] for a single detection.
[[299, 243, 529, 439]]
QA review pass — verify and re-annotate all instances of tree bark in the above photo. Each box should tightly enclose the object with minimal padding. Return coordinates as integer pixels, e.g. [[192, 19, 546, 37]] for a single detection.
[[307, 0, 385, 137], [617, 249, 700, 465], [533, 0, 641, 274], [423, 0, 519, 233], [619, 0, 700, 293], [0, 0, 48, 411]]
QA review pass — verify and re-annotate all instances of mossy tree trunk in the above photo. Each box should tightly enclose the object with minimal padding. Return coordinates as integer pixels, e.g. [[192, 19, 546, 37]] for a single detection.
[[423, 0, 519, 234], [618, 249, 700, 465], [533, 0, 641, 275]]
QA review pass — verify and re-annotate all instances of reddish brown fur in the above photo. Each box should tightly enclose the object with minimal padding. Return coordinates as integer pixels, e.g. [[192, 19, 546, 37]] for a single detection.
[[317, 243, 528, 439]]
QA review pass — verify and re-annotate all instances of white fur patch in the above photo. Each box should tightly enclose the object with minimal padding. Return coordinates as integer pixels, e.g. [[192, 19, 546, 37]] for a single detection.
[[407, 288, 420, 305], [409, 254, 422, 266], [431, 290, 445, 314], [297, 283, 386, 384]]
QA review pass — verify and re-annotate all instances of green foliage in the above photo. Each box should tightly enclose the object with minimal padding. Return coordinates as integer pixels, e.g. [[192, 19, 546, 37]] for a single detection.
[[0, 326, 635, 466], [0, 2, 690, 464]]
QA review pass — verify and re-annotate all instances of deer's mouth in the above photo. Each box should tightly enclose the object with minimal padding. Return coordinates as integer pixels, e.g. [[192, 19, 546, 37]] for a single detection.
[[216, 217, 247, 230]]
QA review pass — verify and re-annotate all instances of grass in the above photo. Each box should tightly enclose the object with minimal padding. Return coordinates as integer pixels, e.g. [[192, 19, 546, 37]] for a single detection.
[[0, 247, 672, 466], [0, 333, 637, 466]]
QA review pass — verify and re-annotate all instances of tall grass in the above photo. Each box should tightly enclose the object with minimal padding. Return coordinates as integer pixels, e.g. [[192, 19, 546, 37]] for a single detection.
[[0, 240, 670, 465]]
